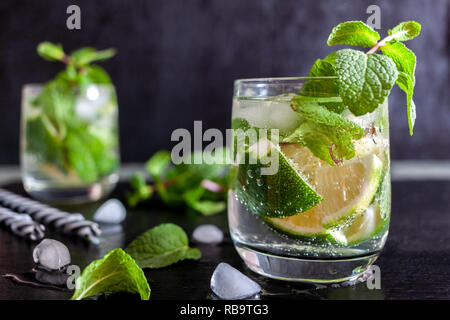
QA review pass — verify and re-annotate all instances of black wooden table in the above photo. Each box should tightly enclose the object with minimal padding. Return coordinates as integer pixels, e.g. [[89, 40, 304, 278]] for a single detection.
[[0, 180, 449, 300]]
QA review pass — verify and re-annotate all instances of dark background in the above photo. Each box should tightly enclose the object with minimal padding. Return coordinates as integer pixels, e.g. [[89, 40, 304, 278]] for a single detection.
[[0, 0, 448, 163]]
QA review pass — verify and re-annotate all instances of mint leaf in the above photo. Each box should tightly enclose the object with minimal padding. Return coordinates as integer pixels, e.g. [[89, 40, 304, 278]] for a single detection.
[[70, 47, 116, 66], [327, 21, 380, 47], [37, 42, 65, 61], [396, 72, 416, 135], [335, 49, 398, 116], [301, 55, 346, 114], [303, 59, 338, 95], [126, 172, 153, 207], [388, 21, 421, 42], [283, 121, 356, 165], [145, 150, 172, 179], [285, 97, 362, 165], [126, 223, 201, 269], [232, 117, 251, 131], [291, 96, 363, 139], [381, 42, 417, 134], [183, 186, 226, 215], [71, 248, 150, 300], [323, 51, 337, 65], [82, 65, 113, 84], [381, 42, 416, 84], [65, 132, 99, 183], [308, 59, 336, 78]]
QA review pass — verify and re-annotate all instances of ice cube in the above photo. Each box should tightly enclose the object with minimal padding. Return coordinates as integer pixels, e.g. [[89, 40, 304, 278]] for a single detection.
[[233, 98, 272, 129], [268, 94, 302, 135], [75, 85, 110, 121], [33, 239, 71, 271], [93, 199, 126, 224], [210, 263, 261, 299], [233, 94, 301, 136], [192, 224, 224, 245]]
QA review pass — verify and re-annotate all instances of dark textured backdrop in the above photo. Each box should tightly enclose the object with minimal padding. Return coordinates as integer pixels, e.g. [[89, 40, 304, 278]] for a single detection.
[[0, 0, 448, 163]]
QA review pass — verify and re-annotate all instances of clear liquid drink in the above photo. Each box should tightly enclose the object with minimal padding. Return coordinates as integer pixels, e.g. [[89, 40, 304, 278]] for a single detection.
[[228, 78, 390, 283]]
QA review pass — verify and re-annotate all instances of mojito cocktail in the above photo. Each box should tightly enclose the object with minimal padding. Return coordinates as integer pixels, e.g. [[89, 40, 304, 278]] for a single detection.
[[228, 19, 420, 283], [229, 78, 390, 282]]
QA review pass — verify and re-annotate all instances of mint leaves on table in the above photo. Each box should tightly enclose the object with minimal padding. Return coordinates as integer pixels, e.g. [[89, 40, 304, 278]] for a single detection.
[[126, 149, 229, 215], [126, 223, 201, 269], [27, 42, 118, 183], [71, 223, 200, 300], [126, 173, 153, 207], [287, 20, 421, 165], [71, 248, 150, 300]]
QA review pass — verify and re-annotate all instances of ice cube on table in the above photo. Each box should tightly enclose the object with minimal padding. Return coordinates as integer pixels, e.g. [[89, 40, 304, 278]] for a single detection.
[[210, 263, 261, 300], [33, 239, 71, 271], [93, 199, 126, 224], [192, 224, 224, 245]]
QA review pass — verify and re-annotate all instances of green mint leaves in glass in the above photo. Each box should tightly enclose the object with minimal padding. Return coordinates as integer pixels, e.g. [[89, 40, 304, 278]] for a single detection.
[[21, 42, 120, 203], [229, 21, 420, 283]]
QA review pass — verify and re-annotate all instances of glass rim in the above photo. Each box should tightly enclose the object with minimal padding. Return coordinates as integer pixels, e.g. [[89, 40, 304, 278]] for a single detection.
[[22, 83, 116, 89], [234, 76, 337, 85]]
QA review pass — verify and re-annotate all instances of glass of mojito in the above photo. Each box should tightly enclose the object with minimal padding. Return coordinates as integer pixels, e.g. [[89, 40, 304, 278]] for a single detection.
[[20, 42, 120, 203], [228, 19, 420, 283], [21, 83, 120, 203], [229, 77, 390, 282]]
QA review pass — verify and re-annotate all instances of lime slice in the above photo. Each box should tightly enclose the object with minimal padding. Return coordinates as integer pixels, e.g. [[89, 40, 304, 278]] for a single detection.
[[262, 207, 333, 242], [319, 153, 383, 228], [265, 143, 384, 238], [330, 204, 388, 246], [262, 215, 341, 244], [235, 138, 322, 218]]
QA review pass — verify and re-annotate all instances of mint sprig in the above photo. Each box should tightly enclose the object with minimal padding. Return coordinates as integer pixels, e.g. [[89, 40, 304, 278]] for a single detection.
[[285, 96, 363, 165], [126, 149, 229, 215], [29, 42, 118, 183], [288, 20, 421, 164], [329, 20, 420, 134]]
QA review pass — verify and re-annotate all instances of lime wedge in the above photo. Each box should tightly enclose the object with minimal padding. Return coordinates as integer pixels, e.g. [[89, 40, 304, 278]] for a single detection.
[[330, 204, 388, 246], [235, 138, 322, 218], [320, 153, 384, 228], [265, 143, 384, 238]]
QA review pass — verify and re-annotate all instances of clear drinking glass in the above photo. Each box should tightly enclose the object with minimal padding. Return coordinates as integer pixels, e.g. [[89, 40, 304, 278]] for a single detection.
[[229, 77, 390, 283], [21, 84, 120, 203]]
